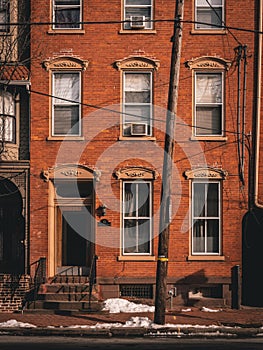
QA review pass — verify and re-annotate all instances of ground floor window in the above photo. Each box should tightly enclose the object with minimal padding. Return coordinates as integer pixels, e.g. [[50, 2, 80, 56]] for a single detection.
[[122, 180, 152, 255]]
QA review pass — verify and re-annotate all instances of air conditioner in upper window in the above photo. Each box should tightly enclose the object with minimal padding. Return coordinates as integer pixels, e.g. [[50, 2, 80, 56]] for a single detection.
[[130, 16, 145, 29], [130, 123, 148, 136]]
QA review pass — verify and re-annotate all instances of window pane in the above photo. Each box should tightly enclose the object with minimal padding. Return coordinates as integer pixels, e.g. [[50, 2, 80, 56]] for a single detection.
[[138, 219, 150, 253], [193, 183, 205, 217], [125, 74, 150, 94], [126, 0, 151, 5], [196, 106, 221, 135], [197, 0, 222, 5], [124, 220, 137, 253], [207, 220, 219, 253], [54, 105, 79, 135], [193, 219, 205, 253], [0, 115, 15, 142], [196, 74, 222, 104], [137, 183, 150, 217], [56, 181, 93, 198], [54, 0, 81, 29], [196, 9, 222, 29], [207, 183, 219, 217], [54, 73, 80, 104], [124, 183, 137, 217]]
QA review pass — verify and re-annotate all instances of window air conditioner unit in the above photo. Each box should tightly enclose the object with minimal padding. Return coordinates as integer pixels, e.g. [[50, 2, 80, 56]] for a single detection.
[[130, 16, 145, 29], [130, 123, 147, 136]]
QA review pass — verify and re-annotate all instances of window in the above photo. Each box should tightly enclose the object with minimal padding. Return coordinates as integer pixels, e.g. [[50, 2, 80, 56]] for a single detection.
[[123, 72, 152, 137], [195, 0, 224, 30], [122, 181, 152, 254], [194, 72, 223, 136], [192, 181, 221, 254], [53, 0, 81, 29], [124, 0, 153, 30], [0, 90, 15, 143], [52, 72, 81, 136], [0, 0, 9, 32]]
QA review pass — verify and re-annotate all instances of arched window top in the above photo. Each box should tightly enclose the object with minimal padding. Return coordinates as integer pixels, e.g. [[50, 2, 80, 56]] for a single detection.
[[42, 164, 101, 182], [184, 167, 228, 180], [114, 166, 158, 180], [185, 56, 231, 71], [43, 56, 89, 72], [114, 56, 160, 71]]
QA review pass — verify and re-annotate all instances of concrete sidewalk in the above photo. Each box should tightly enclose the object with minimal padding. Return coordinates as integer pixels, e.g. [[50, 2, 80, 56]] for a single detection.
[[0, 306, 262, 338]]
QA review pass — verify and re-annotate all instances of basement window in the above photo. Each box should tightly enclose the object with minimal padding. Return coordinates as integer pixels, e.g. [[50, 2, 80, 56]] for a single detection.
[[120, 284, 153, 299]]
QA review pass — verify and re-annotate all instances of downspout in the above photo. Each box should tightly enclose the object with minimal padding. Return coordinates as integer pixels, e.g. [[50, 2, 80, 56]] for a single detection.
[[254, 0, 263, 208]]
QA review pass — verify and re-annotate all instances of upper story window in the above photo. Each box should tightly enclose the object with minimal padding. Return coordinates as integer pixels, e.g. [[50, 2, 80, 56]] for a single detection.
[[195, 72, 223, 136], [43, 56, 89, 140], [185, 56, 231, 140], [52, 72, 81, 136], [123, 0, 153, 30], [114, 56, 159, 139], [53, 0, 81, 29], [123, 72, 152, 137], [0, 90, 15, 143], [195, 0, 224, 31], [0, 0, 9, 33]]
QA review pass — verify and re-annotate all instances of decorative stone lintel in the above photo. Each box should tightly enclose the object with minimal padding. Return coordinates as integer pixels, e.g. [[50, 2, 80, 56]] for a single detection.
[[185, 56, 231, 71], [114, 167, 158, 180], [114, 56, 160, 71], [184, 167, 228, 180], [41, 164, 101, 182], [43, 56, 89, 71]]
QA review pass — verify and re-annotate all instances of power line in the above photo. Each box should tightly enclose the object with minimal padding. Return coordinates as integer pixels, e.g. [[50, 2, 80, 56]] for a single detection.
[[27, 87, 251, 140], [4, 19, 263, 35]]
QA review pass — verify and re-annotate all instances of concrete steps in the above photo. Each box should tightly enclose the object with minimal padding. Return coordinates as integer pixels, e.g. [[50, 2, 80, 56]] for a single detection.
[[25, 275, 101, 312]]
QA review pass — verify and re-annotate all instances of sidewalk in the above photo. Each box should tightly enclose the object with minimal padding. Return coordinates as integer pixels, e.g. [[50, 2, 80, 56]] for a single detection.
[[0, 306, 262, 338]]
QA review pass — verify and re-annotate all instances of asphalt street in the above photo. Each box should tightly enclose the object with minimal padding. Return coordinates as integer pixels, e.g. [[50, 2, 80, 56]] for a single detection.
[[0, 336, 263, 350]]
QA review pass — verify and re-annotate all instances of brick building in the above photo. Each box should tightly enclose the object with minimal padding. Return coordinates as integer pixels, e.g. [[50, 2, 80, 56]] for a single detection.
[[26, 0, 262, 309], [0, 0, 30, 311]]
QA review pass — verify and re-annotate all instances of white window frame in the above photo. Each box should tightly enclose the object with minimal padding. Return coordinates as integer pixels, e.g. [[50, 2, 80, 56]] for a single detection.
[[122, 71, 153, 137], [195, 0, 224, 31], [0, 0, 9, 32], [191, 180, 221, 255], [53, 0, 82, 30], [123, 0, 153, 30], [194, 71, 224, 137], [122, 180, 152, 255], [52, 71, 81, 137]]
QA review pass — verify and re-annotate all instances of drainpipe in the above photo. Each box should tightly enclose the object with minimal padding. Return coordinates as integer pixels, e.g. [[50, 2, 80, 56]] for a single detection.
[[254, 0, 263, 208]]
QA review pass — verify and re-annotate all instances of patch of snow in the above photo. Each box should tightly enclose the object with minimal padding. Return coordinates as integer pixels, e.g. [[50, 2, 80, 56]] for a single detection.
[[0, 319, 36, 328], [201, 307, 222, 313], [181, 308, 192, 312], [102, 298, 155, 313]]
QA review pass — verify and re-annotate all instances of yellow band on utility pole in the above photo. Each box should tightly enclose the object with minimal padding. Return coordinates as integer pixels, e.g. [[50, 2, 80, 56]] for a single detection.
[[158, 257, 169, 262]]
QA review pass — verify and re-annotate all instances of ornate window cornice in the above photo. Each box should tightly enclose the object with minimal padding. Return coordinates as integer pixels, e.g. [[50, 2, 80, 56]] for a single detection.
[[41, 164, 101, 182], [43, 56, 89, 71], [114, 56, 160, 71], [185, 56, 231, 71], [184, 167, 228, 180], [114, 166, 158, 180]]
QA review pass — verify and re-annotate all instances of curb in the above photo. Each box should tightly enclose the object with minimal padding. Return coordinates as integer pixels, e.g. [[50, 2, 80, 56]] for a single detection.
[[0, 326, 262, 338]]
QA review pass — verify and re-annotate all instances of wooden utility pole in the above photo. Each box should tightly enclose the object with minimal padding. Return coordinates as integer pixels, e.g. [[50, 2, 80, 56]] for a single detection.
[[154, 0, 184, 325]]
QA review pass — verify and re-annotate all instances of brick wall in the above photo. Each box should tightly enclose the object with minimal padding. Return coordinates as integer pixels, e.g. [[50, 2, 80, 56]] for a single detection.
[[0, 274, 30, 312]]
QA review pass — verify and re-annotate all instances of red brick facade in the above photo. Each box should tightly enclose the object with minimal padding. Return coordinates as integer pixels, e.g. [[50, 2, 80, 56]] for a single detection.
[[29, 1, 260, 307]]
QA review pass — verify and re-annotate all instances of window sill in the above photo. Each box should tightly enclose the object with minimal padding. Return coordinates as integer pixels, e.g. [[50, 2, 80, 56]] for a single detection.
[[46, 136, 85, 141], [118, 29, 157, 34], [47, 29, 85, 35], [190, 136, 227, 142], [118, 136, 156, 141], [187, 255, 225, 261], [190, 29, 227, 35], [117, 255, 156, 261]]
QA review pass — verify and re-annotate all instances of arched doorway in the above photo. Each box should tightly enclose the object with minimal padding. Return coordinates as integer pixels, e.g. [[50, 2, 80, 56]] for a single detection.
[[0, 177, 25, 274]]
